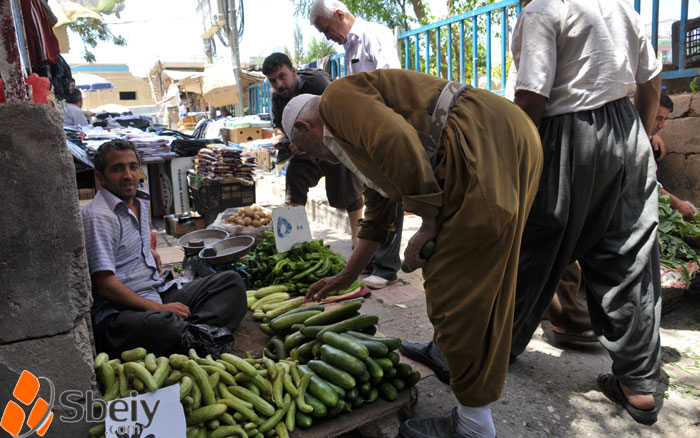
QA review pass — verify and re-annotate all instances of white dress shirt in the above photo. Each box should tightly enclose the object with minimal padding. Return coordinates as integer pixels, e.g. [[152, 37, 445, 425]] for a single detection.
[[344, 17, 401, 74], [512, 0, 661, 117]]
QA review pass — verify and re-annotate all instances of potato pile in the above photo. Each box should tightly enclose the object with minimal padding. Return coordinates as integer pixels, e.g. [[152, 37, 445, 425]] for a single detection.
[[227, 205, 272, 228]]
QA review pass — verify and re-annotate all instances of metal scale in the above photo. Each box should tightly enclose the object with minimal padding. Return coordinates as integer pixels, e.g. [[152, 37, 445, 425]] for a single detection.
[[177, 229, 255, 282]]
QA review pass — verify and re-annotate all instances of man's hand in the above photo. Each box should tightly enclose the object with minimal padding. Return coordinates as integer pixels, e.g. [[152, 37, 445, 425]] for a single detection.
[[306, 272, 355, 302], [672, 199, 697, 221], [651, 134, 666, 161], [159, 302, 190, 319], [403, 217, 438, 272], [271, 134, 284, 147], [151, 249, 163, 275]]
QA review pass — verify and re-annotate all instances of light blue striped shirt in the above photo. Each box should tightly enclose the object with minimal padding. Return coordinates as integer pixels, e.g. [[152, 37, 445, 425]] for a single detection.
[[82, 189, 164, 325]]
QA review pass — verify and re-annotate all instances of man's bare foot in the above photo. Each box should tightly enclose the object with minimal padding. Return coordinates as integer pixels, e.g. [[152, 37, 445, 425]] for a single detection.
[[621, 383, 655, 410]]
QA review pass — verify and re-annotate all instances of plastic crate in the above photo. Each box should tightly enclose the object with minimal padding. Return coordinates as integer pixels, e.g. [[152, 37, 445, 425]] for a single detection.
[[188, 180, 256, 213], [673, 18, 700, 68]]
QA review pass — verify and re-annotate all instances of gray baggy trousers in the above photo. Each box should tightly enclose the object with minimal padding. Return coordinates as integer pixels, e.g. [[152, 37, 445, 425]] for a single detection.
[[511, 98, 662, 394], [94, 271, 247, 357]]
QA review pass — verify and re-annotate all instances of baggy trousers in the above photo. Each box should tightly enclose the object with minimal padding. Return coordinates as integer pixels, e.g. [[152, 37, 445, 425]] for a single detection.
[[511, 98, 662, 394], [423, 89, 542, 406], [94, 271, 247, 357]]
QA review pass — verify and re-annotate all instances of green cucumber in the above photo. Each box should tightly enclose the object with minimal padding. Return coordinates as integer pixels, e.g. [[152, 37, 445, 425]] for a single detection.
[[396, 363, 414, 379], [284, 331, 311, 349], [366, 388, 379, 403], [297, 365, 339, 407], [379, 382, 397, 401], [326, 399, 346, 418], [341, 333, 388, 357], [230, 386, 276, 417], [316, 315, 380, 338], [121, 347, 147, 362], [345, 387, 358, 401], [363, 357, 384, 380], [386, 351, 400, 365], [303, 302, 362, 326], [374, 357, 394, 371], [308, 360, 356, 390], [358, 382, 372, 395], [324, 380, 346, 400], [300, 325, 328, 338], [304, 393, 327, 418], [384, 366, 397, 379], [392, 378, 406, 391], [269, 310, 323, 332], [406, 371, 422, 387], [346, 331, 401, 351], [321, 331, 369, 360], [295, 411, 313, 429], [319, 344, 367, 377], [351, 396, 365, 409]]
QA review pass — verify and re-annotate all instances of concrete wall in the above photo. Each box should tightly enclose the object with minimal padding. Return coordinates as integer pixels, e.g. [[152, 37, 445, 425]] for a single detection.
[[657, 93, 700, 208], [0, 103, 94, 436], [82, 71, 157, 110]]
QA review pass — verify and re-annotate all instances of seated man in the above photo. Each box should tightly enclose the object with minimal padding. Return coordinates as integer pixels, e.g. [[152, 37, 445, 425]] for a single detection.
[[62, 87, 89, 127], [82, 140, 247, 357]]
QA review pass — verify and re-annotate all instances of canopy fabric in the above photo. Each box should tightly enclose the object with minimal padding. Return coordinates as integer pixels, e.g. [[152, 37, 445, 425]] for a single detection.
[[48, 0, 103, 27], [73, 72, 115, 92], [161, 70, 201, 81]]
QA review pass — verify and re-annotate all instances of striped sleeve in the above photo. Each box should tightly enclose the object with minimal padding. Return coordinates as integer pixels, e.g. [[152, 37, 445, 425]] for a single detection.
[[81, 206, 119, 275]]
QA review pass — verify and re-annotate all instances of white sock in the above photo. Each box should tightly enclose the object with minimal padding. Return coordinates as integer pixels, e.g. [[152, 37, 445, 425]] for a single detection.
[[455, 403, 496, 438]]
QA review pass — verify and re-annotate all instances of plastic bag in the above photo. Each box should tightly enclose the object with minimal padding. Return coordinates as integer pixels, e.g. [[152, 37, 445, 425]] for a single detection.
[[208, 206, 276, 244], [181, 323, 233, 359]]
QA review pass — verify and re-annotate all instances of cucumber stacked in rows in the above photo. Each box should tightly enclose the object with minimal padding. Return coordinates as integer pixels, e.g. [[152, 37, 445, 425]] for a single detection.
[[91, 348, 316, 438], [259, 301, 422, 424]]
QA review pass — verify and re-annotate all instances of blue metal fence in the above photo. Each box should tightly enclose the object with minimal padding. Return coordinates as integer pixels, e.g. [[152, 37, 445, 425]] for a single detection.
[[248, 80, 272, 116], [249, 0, 700, 114], [398, 0, 520, 94]]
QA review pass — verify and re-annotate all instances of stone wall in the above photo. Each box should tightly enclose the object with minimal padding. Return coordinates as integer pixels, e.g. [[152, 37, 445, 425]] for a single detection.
[[657, 92, 700, 208], [0, 103, 94, 436]]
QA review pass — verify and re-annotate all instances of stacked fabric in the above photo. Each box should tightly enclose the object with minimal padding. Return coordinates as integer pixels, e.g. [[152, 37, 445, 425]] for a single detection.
[[194, 146, 256, 181], [124, 133, 178, 162]]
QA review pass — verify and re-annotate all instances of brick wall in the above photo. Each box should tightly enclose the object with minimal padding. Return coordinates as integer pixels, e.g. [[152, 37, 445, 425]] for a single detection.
[[656, 93, 700, 208]]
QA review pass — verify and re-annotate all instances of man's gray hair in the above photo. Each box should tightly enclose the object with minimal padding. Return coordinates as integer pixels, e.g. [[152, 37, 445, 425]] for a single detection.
[[310, 0, 350, 23]]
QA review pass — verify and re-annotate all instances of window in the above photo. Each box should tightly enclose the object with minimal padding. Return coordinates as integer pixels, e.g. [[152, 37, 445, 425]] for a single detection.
[[119, 91, 137, 100]]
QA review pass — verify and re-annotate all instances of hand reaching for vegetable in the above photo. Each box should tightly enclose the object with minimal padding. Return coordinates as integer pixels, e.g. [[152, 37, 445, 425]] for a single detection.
[[306, 273, 356, 302], [403, 218, 438, 272]]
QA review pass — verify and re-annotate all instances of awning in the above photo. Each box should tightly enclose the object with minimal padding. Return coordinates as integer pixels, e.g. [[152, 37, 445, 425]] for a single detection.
[[161, 69, 201, 81]]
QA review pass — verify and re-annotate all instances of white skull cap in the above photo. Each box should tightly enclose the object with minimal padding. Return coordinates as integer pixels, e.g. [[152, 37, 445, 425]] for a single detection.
[[282, 93, 316, 142]]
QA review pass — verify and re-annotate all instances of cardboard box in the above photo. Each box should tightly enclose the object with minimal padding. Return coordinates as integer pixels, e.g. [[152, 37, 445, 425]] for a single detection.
[[229, 126, 262, 144], [165, 213, 206, 238], [157, 157, 195, 216], [78, 188, 95, 200], [257, 148, 272, 171]]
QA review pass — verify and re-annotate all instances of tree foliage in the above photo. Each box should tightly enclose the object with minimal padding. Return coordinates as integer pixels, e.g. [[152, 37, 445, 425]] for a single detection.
[[303, 37, 338, 63], [66, 18, 126, 63], [293, 23, 306, 64], [293, 0, 418, 30]]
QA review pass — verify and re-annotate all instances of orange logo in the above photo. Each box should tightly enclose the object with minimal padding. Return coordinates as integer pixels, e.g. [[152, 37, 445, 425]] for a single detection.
[[1, 371, 54, 437]]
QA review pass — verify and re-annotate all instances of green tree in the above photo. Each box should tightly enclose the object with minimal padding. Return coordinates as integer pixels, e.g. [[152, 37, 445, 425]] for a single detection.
[[293, 0, 425, 30], [303, 37, 338, 63], [293, 23, 305, 65], [66, 18, 126, 63]]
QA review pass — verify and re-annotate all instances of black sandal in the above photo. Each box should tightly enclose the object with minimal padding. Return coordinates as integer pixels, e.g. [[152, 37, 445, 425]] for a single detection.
[[596, 373, 659, 425]]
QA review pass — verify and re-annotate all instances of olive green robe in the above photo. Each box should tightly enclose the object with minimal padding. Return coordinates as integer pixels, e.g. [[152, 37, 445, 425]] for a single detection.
[[320, 70, 542, 406]]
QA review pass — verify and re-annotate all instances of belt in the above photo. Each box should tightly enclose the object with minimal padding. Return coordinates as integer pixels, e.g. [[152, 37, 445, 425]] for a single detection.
[[423, 81, 473, 167]]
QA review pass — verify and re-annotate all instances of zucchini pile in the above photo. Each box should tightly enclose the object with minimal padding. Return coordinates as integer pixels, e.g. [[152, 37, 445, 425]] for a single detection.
[[91, 348, 317, 438], [243, 230, 347, 294], [259, 301, 422, 417]]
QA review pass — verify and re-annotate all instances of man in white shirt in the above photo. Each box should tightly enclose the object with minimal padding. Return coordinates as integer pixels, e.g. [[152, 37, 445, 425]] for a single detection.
[[310, 0, 403, 290], [511, 0, 663, 426], [62, 87, 89, 127], [157, 77, 181, 129]]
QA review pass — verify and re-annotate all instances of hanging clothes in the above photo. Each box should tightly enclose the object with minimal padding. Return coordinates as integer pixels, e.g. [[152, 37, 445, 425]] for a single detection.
[[21, 0, 60, 66]]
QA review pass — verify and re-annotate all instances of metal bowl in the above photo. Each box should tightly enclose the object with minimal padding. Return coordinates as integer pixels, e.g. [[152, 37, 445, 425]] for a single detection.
[[178, 229, 229, 257], [198, 236, 256, 265]]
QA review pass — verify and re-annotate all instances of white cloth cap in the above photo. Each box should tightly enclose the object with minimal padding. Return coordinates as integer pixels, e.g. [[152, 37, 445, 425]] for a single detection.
[[282, 93, 316, 141]]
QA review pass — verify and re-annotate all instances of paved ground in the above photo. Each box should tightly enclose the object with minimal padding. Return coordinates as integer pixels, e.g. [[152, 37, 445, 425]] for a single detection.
[[154, 172, 700, 437]]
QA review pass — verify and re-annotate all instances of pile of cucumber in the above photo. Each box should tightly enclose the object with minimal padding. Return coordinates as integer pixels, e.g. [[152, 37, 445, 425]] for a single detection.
[[259, 301, 422, 418], [91, 348, 311, 438]]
